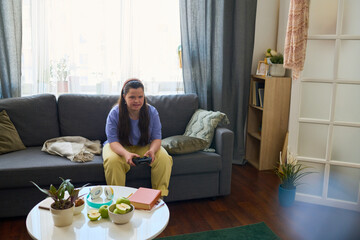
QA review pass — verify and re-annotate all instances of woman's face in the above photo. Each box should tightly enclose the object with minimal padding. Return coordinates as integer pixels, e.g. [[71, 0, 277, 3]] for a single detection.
[[123, 87, 145, 112]]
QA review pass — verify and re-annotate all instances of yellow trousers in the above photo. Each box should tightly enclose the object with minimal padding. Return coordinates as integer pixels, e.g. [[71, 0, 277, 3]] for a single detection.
[[102, 143, 173, 196]]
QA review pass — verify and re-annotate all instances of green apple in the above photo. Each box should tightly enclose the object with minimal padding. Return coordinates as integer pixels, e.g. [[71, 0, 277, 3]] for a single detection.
[[87, 209, 101, 221], [116, 197, 131, 205], [113, 208, 122, 214], [116, 203, 131, 214], [99, 205, 109, 218]]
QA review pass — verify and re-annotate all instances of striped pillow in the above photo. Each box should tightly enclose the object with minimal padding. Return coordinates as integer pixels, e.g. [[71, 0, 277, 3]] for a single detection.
[[184, 109, 230, 149]]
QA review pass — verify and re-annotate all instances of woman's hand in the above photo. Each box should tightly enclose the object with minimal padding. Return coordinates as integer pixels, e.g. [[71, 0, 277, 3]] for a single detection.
[[144, 149, 155, 163], [109, 142, 140, 166], [124, 151, 140, 166], [145, 139, 161, 163]]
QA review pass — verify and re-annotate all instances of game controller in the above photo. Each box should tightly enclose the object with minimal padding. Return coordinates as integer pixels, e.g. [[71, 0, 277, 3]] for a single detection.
[[133, 156, 152, 165]]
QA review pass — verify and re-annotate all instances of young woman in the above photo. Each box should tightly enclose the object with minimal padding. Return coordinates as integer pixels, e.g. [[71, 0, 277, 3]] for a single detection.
[[102, 79, 173, 197]]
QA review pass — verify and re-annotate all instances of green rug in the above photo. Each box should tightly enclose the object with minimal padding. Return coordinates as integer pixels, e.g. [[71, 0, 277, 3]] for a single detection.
[[157, 222, 280, 240]]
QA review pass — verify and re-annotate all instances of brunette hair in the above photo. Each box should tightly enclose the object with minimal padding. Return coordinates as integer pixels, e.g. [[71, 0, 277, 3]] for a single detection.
[[117, 78, 149, 146]]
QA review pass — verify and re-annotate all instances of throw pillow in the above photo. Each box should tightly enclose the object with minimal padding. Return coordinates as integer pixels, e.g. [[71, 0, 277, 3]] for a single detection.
[[0, 110, 26, 154], [184, 109, 230, 149], [162, 135, 208, 154]]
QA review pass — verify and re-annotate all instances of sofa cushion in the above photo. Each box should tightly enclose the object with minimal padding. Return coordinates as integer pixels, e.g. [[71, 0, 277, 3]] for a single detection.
[[0, 147, 106, 189], [170, 151, 222, 175], [184, 109, 229, 149], [0, 147, 221, 189], [161, 135, 208, 154], [0, 94, 60, 146], [147, 94, 198, 138], [127, 164, 151, 181], [0, 110, 26, 154], [58, 93, 198, 142], [0, 146, 157, 189], [58, 94, 119, 142]]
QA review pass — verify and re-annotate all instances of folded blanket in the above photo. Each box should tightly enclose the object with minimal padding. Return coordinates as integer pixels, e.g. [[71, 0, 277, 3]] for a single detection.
[[42, 136, 101, 163]]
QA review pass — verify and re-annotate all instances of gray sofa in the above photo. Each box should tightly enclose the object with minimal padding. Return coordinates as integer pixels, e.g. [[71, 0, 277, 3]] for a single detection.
[[0, 93, 234, 218]]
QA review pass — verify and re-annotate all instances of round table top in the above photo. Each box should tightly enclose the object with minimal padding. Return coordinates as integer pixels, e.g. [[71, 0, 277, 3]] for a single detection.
[[26, 186, 170, 240]]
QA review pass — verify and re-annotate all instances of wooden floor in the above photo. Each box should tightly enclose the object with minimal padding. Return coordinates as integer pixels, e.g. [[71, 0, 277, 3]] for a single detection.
[[1, 163, 360, 240]]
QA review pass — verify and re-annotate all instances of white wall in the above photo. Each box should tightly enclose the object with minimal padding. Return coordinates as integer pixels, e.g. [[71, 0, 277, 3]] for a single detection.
[[252, 0, 295, 141], [276, 0, 290, 56], [251, 0, 280, 74]]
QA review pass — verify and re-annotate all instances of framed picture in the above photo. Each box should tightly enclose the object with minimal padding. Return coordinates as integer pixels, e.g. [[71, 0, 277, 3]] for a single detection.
[[256, 61, 269, 76]]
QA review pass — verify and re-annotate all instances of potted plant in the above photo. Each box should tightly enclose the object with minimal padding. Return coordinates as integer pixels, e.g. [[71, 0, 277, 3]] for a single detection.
[[275, 151, 313, 207], [50, 56, 70, 93], [31, 178, 89, 227], [265, 48, 285, 77]]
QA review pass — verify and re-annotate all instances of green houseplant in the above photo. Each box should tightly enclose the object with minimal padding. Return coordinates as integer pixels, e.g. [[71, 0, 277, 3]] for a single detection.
[[265, 48, 285, 77], [275, 151, 313, 206], [31, 177, 89, 226], [266, 48, 284, 64]]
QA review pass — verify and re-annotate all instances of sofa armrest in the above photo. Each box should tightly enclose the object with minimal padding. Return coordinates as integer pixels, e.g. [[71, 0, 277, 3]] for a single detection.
[[214, 127, 234, 196]]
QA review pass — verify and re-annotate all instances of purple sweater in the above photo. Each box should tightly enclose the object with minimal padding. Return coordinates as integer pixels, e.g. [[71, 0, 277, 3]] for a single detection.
[[104, 104, 162, 146]]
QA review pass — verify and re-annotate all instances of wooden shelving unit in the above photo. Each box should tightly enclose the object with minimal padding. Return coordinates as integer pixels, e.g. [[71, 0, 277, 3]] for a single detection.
[[245, 75, 291, 170]]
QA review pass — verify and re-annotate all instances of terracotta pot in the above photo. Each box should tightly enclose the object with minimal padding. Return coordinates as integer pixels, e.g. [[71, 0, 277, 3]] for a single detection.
[[57, 81, 69, 93], [50, 203, 74, 227], [278, 185, 296, 207]]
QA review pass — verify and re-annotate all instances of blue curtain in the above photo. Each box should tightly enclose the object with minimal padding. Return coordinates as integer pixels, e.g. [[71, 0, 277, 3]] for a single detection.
[[180, 0, 257, 164], [0, 0, 22, 98]]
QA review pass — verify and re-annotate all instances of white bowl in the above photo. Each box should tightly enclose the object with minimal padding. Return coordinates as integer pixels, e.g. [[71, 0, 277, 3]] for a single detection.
[[108, 203, 134, 224], [74, 203, 85, 215]]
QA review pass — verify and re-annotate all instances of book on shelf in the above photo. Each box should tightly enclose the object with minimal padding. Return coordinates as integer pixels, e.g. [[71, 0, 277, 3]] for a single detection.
[[128, 187, 161, 210], [252, 81, 264, 107], [258, 88, 264, 108], [252, 81, 257, 105]]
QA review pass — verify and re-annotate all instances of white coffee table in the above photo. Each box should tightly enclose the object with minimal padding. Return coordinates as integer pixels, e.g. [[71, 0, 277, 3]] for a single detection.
[[26, 186, 170, 240]]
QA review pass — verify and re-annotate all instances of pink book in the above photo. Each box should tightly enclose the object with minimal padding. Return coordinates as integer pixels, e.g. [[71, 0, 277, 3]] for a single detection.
[[129, 187, 161, 210]]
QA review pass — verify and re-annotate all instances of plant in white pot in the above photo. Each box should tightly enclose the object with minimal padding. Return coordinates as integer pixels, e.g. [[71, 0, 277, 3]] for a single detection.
[[31, 178, 89, 227], [265, 49, 285, 77]]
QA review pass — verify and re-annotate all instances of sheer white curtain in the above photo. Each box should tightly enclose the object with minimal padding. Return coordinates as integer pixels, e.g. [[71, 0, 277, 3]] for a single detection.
[[21, 0, 183, 96]]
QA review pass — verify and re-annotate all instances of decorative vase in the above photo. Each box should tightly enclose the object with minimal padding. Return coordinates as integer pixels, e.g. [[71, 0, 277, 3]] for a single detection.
[[270, 64, 286, 77], [50, 204, 74, 227], [278, 185, 296, 207]]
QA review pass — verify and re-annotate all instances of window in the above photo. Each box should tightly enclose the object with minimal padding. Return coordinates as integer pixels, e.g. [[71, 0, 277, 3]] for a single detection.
[[21, 0, 183, 96]]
